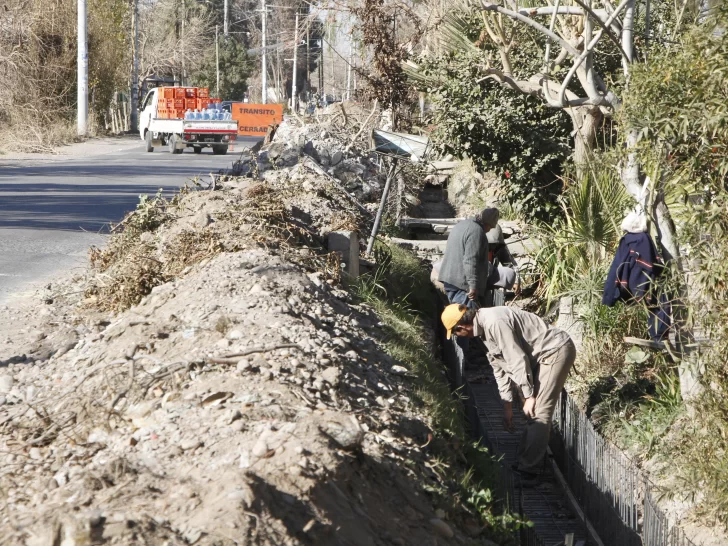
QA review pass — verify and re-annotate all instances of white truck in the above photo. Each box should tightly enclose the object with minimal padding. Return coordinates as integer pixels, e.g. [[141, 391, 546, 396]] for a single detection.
[[139, 87, 238, 155]]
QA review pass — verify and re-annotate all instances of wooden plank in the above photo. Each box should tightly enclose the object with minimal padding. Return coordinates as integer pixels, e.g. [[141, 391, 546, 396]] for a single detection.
[[548, 447, 606, 546]]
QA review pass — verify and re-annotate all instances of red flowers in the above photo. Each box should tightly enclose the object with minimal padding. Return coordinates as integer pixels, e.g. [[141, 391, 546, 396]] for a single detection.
[[504, 170, 511, 179]]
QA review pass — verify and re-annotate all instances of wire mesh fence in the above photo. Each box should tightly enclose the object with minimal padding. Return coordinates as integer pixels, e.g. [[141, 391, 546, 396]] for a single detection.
[[551, 391, 698, 546]]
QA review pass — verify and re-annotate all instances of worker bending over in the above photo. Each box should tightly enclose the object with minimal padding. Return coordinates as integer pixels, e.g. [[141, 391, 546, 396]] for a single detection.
[[441, 304, 575, 482]]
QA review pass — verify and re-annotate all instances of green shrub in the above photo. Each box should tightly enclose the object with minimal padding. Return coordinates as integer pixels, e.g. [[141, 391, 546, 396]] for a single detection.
[[414, 45, 572, 221]]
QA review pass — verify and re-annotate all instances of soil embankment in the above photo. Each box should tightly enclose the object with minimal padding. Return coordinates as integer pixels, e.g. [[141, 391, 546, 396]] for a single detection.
[[0, 117, 506, 546]]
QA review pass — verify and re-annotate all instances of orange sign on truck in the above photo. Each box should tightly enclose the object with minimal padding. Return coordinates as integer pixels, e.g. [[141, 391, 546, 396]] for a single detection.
[[231, 103, 283, 138]]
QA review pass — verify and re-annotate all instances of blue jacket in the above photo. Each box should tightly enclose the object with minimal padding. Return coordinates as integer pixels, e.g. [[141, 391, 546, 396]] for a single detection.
[[602, 233, 662, 306]]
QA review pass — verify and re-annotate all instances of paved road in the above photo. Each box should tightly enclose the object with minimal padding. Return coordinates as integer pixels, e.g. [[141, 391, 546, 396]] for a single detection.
[[0, 136, 246, 302]]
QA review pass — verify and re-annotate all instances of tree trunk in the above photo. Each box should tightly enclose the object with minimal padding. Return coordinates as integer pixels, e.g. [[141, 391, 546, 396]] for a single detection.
[[623, 129, 700, 400], [622, 130, 680, 264], [571, 106, 602, 176], [652, 191, 679, 263]]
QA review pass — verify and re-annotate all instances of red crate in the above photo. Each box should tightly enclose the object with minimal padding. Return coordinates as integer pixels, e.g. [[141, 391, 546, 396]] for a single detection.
[[185, 98, 196, 110], [173, 98, 185, 110], [197, 98, 211, 110], [185, 88, 197, 99], [156, 109, 168, 119], [174, 87, 186, 99], [173, 109, 187, 119], [197, 88, 209, 99], [161, 87, 176, 99]]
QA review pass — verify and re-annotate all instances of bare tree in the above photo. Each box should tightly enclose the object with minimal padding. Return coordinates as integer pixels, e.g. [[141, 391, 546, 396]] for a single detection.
[[0, 0, 128, 149], [417, 0, 694, 262], [138, 0, 214, 85]]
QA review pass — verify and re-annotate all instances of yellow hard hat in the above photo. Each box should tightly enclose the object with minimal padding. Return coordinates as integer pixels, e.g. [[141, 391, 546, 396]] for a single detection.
[[441, 303, 467, 339]]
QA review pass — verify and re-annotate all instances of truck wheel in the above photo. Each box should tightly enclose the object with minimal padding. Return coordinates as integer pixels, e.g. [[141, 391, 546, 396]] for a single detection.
[[212, 145, 228, 155], [168, 134, 183, 155], [145, 131, 154, 152], [192, 146, 202, 154]]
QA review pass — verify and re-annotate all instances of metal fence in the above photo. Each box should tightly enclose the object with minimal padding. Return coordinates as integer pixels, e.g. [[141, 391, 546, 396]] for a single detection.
[[551, 390, 698, 546], [643, 483, 698, 546]]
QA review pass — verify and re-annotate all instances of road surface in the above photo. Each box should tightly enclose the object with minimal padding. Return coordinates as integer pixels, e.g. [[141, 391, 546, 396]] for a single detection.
[[0, 135, 248, 303]]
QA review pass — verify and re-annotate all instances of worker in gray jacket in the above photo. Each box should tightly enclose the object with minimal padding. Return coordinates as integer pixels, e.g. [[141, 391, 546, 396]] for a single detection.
[[438, 207, 499, 308], [441, 303, 576, 483]]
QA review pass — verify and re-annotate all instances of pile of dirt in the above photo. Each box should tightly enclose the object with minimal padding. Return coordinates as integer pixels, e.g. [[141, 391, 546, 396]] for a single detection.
[[0, 123, 508, 545]]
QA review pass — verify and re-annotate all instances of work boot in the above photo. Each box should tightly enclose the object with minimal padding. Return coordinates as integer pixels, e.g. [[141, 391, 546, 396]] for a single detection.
[[511, 464, 540, 487]]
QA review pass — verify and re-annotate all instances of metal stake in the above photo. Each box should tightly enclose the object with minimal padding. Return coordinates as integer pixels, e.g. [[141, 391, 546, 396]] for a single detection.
[[216, 25, 220, 97], [366, 159, 398, 256]]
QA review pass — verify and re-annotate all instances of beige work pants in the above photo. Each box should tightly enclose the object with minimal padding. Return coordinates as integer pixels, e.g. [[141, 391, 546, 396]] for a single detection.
[[517, 339, 576, 474]]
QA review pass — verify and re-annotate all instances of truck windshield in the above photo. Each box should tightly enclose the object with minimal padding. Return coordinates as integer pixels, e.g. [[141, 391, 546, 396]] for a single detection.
[[141, 91, 154, 110]]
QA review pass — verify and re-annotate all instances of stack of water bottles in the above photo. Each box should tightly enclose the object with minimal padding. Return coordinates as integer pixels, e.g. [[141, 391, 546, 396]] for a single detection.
[[184, 103, 232, 121]]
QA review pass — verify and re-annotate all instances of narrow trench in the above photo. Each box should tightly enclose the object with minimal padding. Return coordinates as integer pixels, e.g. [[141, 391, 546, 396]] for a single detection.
[[399, 183, 598, 546]]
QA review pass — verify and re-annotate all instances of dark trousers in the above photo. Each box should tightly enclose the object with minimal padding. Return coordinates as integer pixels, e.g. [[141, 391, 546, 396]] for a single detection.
[[648, 292, 672, 342]]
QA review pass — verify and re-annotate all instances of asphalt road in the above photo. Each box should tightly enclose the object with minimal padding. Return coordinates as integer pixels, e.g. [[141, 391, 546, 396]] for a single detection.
[[0, 136, 247, 303]]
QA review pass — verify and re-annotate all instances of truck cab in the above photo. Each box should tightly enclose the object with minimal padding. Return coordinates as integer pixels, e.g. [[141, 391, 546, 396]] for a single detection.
[[139, 89, 158, 140]]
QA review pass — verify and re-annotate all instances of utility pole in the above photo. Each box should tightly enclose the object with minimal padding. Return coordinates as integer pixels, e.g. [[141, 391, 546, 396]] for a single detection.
[[345, 41, 352, 101], [329, 27, 335, 100], [224, 0, 228, 35], [291, 11, 299, 111], [261, 0, 267, 103], [215, 25, 220, 97], [306, 24, 310, 98], [181, 0, 186, 85], [130, 0, 139, 132], [318, 46, 323, 98], [77, 0, 88, 135]]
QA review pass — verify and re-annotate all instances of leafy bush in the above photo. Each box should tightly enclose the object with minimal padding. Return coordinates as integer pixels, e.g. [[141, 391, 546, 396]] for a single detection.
[[417, 49, 572, 221], [532, 159, 632, 306], [598, 365, 684, 460]]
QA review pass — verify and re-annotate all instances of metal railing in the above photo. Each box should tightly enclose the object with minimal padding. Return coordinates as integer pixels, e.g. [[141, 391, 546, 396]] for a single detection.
[[550, 391, 698, 546]]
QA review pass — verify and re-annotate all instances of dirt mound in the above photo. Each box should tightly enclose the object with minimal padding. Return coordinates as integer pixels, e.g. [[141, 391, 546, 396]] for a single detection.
[[0, 130, 511, 545], [4, 247, 451, 545]]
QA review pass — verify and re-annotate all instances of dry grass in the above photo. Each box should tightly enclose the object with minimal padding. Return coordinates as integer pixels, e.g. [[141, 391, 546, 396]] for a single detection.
[[87, 244, 166, 311], [85, 174, 365, 312], [0, 119, 80, 154]]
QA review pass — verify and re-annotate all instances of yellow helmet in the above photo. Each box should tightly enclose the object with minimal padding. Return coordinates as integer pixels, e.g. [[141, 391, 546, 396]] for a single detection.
[[441, 303, 467, 339]]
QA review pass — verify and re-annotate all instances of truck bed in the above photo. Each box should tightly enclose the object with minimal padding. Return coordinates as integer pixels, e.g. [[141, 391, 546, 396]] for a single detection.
[[149, 118, 238, 135]]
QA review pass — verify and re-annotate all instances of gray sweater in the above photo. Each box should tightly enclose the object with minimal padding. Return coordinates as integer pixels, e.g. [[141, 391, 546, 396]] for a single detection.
[[438, 218, 489, 293]]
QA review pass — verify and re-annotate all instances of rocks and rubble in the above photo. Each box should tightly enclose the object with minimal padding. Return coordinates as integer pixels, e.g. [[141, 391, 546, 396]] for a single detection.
[[0, 120, 497, 545], [231, 115, 389, 205]]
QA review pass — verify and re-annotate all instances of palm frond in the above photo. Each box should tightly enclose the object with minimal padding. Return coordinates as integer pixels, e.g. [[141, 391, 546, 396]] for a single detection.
[[437, 13, 482, 55]]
